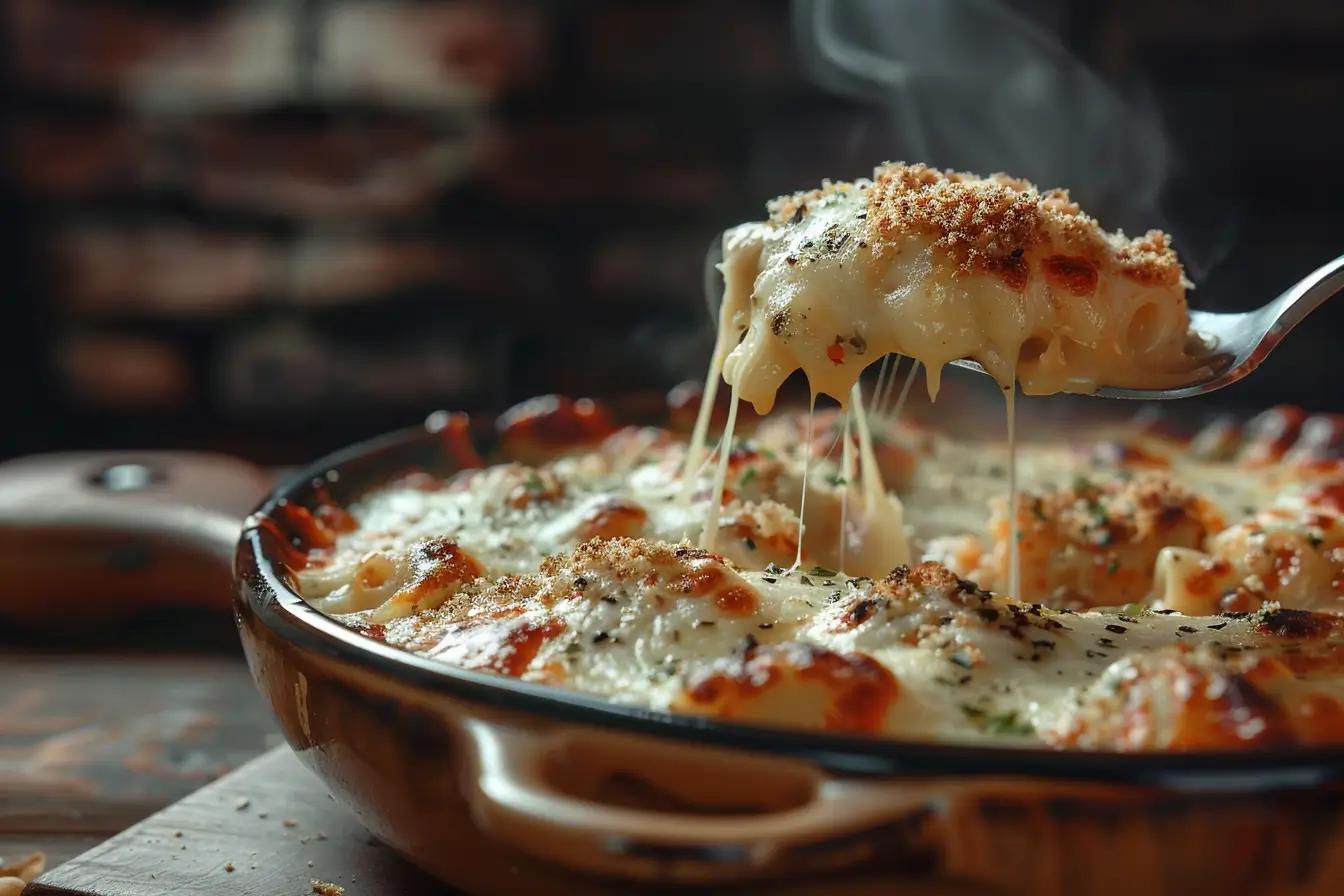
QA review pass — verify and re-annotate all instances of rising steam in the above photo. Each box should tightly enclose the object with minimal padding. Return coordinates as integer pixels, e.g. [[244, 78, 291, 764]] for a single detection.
[[787, 0, 1236, 285]]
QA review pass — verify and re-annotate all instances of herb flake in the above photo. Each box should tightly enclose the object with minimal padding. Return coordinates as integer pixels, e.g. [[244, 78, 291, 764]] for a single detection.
[[959, 704, 1035, 736]]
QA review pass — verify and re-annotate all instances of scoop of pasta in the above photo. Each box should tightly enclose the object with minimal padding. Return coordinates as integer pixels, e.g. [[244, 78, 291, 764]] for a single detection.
[[717, 162, 1203, 412]]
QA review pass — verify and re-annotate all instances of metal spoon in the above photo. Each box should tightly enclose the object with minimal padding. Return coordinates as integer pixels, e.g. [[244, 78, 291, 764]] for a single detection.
[[704, 240, 1344, 400]]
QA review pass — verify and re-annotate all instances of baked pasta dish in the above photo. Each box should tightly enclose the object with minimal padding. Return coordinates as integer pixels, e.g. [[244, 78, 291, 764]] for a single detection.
[[287, 163, 1344, 751]]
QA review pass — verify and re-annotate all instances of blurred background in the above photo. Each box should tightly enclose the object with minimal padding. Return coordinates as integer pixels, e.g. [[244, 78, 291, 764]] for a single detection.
[[2, 0, 1342, 465]]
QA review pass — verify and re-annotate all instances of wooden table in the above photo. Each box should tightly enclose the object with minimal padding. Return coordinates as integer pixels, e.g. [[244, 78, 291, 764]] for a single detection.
[[0, 611, 279, 875]]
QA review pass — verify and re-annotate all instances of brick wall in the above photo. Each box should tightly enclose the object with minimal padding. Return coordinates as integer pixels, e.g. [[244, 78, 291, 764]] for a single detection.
[[5, 0, 1343, 461]]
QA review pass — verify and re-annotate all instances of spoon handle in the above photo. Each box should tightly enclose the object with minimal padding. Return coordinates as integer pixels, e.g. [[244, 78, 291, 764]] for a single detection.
[[1265, 252, 1344, 343]]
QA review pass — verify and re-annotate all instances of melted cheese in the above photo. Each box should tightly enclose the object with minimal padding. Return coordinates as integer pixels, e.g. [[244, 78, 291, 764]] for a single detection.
[[699, 382, 741, 552], [1155, 484, 1344, 616], [681, 222, 761, 497], [315, 538, 1344, 748], [711, 162, 1208, 599], [718, 162, 1206, 414], [1006, 383, 1020, 599], [847, 383, 910, 570], [294, 409, 1344, 750]]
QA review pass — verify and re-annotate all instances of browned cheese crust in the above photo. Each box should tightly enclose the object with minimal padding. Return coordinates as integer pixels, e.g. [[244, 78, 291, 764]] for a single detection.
[[763, 161, 1187, 293]]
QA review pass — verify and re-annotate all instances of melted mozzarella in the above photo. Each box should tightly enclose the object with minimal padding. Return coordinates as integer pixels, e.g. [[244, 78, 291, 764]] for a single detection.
[[709, 162, 1208, 598], [299, 416, 1328, 619], [1156, 497, 1344, 616], [718, 163, 1205, 414], [293, 409, 1344, 750], [327, 541, 1344, 748], [300, 418, 919, 617]]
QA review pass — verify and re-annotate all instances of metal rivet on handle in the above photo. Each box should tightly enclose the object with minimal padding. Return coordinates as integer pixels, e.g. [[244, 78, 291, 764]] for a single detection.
[[90, 463, 164, 492]]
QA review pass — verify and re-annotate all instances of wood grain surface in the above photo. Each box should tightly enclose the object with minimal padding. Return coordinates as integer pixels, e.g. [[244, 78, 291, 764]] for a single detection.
[[25, 747, 460, 896], [0, 654, 277, 844]]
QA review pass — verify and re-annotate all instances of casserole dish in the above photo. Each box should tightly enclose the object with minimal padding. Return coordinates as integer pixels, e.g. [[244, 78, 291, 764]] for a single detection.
[[5, 391, 1344, 896]]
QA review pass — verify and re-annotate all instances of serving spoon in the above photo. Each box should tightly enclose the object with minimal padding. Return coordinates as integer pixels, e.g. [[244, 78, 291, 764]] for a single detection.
[[704, 243, 1344, 400]]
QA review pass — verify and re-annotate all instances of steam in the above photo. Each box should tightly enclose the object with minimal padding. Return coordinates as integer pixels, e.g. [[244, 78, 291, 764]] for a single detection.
[[788, 0, 1236, 285]]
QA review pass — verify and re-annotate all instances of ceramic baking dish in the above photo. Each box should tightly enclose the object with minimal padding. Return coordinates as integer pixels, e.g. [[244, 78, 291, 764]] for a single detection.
[[5, 394, 1344, 895]]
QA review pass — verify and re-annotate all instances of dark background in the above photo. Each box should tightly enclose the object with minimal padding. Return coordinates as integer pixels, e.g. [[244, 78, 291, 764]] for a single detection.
[[2, 0, 1342, 466]]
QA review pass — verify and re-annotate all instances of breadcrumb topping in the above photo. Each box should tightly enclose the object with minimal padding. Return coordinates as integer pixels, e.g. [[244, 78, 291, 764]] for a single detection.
[[1030, 472, 1223, 547], [765, 161, 1188, 291]]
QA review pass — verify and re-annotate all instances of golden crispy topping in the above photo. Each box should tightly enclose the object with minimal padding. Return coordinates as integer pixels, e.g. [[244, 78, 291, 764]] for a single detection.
[[766, 161, 1187, 291], [1032, 472, 1222, 548], [677, 641, 899, 733], [1051, 643, 1344, 750]]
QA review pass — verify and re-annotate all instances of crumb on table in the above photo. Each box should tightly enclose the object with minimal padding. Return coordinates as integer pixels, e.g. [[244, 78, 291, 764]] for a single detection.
[[311, 880, 345, 896], [0, 853, 46, 896]]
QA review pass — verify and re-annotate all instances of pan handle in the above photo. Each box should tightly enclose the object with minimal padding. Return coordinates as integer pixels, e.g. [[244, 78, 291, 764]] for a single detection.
[[459, 717, 1030, 883], [0, 452, 271, 623]]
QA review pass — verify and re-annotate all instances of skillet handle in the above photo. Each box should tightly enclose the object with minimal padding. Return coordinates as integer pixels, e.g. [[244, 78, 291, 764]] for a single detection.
[[461, 718, 1004, 884], [0, 451, 271, 624]]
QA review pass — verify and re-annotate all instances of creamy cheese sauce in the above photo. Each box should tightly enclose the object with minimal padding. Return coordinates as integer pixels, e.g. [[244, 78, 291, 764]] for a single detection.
[[717, 163, 1208, 415], [294, 406, 1344, 749], [298, 420, 1307, 614]]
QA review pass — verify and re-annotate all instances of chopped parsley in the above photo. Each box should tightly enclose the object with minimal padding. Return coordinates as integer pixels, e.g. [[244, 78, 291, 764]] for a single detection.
[[648, 660, 680, 681], [522, 473, 544, 491], [959, 704, 1035, 736], [808, 565, 838, 578], [824, 472, 848, 487], [1105, 558, 1120, 576], [740, 466, 758, 487]]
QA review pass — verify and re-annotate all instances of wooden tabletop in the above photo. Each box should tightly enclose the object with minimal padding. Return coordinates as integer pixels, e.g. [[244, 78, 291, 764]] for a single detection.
[[24, 747, 462, 896], [0, 611, 278, 876]]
